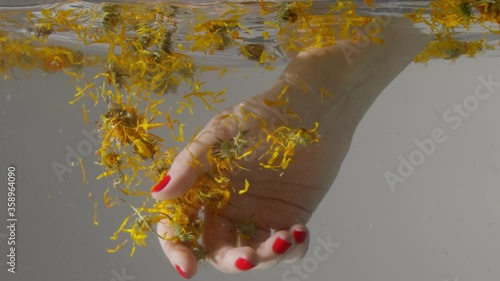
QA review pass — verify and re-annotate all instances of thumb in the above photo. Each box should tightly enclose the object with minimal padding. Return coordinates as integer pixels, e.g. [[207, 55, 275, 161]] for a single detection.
[[151, 114, 239, 200]]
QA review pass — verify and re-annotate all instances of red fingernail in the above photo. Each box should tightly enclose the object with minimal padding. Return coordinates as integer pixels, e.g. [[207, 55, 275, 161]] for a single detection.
[[175, 265, 190, 279], [272, 237, 292, 254], [152, 174, 171, 193], [235, 258, 255, 271], [293, 230, 307, 244]]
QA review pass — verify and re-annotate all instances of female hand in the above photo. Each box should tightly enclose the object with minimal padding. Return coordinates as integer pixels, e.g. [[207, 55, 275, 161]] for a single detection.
[[151, 16, 430, 278]]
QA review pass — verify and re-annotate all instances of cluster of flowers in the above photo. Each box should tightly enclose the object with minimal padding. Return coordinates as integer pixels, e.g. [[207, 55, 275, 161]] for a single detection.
[[406, 0, 500, 62]]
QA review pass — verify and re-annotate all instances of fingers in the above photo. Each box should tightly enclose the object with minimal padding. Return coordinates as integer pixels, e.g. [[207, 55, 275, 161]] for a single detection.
[[282, 225, 310, 264], [202, 212, 260, 273], [209, 243, 260, 273], [158, 212, 310, 278], [204, 213, 310, 273], [208, 226, 310, 272], [252, 230, 294, 269], [252, 224, 310, 268], [157, 219, 199, 279]]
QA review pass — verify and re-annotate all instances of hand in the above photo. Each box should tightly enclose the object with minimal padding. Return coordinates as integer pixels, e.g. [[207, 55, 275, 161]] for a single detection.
[[151, 16, 430, 279]]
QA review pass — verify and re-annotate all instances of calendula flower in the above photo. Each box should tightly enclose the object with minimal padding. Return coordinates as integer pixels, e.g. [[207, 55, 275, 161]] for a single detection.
[[208, 129, 255, 181], [260, 122, 319, 171], [476, 1, 500, 24], [109, 201, 169, 256], [430, 0, 475, 29]]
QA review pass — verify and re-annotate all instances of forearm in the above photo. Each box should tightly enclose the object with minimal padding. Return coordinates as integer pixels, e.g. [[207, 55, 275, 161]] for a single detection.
[[261, 17, 431, 135]]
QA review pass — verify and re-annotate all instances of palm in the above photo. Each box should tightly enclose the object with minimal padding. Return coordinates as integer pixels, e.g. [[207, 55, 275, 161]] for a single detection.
[[213, 95, 352, 231]]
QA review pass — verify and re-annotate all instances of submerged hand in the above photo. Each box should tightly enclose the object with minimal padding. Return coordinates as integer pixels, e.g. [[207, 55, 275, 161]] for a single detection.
[[151, 16, 430, 278]]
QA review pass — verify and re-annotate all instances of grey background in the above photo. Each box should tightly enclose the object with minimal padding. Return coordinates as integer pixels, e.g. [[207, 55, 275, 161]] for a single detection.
[[1, 0, 500, 281], [1, 55, 500, 281]]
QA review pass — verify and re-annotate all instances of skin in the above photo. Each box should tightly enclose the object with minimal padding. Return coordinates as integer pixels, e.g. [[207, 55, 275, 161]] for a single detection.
[[152, 17, 431, 278]]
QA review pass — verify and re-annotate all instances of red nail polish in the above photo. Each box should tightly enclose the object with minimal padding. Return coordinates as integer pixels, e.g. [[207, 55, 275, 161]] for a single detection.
[[175, 265, 190, 279], [293, 230, 307, 244], [272, 237, 292, 254], [235, 258, 255, 271], [152, 175, 171, 193]]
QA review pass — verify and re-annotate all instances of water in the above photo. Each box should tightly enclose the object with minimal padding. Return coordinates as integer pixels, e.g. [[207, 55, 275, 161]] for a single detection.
[[2, 1, 500, 281], [0, 1, 371, 67], [1, 0, 497, 70]]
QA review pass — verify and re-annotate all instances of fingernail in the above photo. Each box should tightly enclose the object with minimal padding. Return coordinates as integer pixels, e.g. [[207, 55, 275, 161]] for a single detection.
[[152, 174, 171, 193], [175, 265, 190, 279], [293, 230, 307, 244], [235, 257, 255, 271], [272, 237, 292, 254]]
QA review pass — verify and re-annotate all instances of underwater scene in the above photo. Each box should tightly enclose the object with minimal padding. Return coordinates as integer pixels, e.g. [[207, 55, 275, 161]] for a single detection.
[[1, 0, 500, 280]]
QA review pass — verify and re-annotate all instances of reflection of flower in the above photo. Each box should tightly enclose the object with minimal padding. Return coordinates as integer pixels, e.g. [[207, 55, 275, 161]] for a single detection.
[[414, 32, 487, 63], [406, 0, 500, 62]]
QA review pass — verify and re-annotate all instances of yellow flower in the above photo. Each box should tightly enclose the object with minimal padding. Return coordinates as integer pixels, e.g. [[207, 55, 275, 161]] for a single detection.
[[109, 199, 170, 256], [260, 122, 319, 171], [415, 33, 486, 63], [476, 1, 500, 26], [430, 0, 475, 29]]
